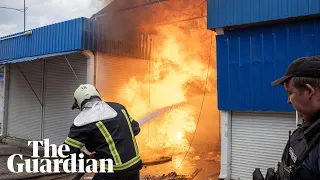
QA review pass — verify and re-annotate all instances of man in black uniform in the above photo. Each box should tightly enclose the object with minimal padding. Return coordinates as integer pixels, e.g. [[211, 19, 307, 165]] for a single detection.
[[64, 84, 142, 180], [270, 56, 320, 179]]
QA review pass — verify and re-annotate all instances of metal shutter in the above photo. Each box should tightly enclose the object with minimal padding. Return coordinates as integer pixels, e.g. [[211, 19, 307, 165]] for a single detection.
[[0, 79, 4, 132], [7, 60, 44, 141], [44, 53, 87, 145], [231, 112, 296, 180], [96, 53, 149, 105], [96, 53, 153, 148]]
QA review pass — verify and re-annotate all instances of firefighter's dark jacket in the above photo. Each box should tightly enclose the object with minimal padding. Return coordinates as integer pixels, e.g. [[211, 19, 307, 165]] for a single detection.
[[64, 102, 142, 174]]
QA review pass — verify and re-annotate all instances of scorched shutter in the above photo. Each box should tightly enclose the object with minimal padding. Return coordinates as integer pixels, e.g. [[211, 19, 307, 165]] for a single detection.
[[231, 112, 296, 180], [96, 53, 149, 107]]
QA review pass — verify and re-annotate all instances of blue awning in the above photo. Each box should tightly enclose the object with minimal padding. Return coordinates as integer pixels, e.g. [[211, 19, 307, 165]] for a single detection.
[[0, 50, 81, 64]]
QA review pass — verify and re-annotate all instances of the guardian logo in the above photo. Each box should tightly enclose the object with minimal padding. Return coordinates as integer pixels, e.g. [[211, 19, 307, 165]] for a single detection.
[[6, 139, 113, 173]]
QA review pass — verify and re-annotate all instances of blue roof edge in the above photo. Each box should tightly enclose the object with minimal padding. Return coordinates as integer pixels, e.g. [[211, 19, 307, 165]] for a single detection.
[[0, 17, 94, 61]]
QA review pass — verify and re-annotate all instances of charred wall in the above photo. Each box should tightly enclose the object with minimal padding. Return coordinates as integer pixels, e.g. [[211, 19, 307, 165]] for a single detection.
[[93, 0, 208, 60]]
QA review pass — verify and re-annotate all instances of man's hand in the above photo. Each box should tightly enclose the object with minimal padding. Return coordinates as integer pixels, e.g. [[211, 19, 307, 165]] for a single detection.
[[87, 151, 96, 158], [81, 146, 96, 158]]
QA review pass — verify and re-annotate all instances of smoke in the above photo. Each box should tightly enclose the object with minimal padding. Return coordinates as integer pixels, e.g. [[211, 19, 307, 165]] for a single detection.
[[95, 0, 219, 155], [97, 0, 114, 6], [95, 0, 207, 40]]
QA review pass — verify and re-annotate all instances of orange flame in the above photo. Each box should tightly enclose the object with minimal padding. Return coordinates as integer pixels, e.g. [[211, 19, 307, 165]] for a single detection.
[[118, 21, 216, 156], [176, 131, 183, 141]]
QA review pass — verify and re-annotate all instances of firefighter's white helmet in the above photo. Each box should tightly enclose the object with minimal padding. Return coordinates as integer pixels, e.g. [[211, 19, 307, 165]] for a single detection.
[[73, 84, 101, 109]]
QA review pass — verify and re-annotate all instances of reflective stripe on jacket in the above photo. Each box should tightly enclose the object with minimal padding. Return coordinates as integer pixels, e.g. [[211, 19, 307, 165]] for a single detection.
[[64, 102, 142, 174]]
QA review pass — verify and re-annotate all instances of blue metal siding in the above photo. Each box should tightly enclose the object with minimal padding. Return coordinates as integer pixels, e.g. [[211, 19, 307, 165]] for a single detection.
[[217, 20, 320, 112], [208, 0, 320, 29], [0, 18, 92, 61]]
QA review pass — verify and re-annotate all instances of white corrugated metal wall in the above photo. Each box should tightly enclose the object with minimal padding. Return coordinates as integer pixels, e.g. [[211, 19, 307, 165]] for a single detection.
[[230, 112, 296, 180], [7, 52, 87, 145]]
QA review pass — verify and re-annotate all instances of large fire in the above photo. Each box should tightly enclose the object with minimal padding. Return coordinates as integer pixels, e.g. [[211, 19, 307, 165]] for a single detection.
[[117, 22, 216, 156], [94, 1, 219, 178]]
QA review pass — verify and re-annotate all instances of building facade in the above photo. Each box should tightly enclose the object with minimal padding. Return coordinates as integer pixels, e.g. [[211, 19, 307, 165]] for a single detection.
[[207, 0, 320, 179], [0, 17, 96, 146]]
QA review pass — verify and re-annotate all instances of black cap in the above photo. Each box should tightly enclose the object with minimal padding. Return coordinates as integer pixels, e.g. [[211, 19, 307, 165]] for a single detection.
[[271, 56, 320, 86]]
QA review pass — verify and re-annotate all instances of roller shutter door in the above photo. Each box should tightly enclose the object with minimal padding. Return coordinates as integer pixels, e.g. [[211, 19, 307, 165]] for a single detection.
[[0, 72, 4, 132], [43, 53, 87, 145], [7, 60, 43, 141], [96, 53, 149, 111], [231, 112, 296, 180]]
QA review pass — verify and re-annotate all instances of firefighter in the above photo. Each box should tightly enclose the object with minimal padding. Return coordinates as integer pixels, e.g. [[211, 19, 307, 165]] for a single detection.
[[64, 84, 142, 180]]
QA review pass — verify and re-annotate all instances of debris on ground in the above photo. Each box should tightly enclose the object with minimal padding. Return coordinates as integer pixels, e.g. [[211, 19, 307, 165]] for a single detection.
[[141, 172, 190, 180], [143, 156, 172, 166], [204, 152, 220, 162], [207, 172, 220, 180], [190, 168, 202, 179], [192, 156, 200, 161], [141, 168, 202, 180]]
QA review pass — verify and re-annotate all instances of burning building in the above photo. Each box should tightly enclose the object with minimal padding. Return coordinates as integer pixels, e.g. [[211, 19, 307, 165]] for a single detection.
[[0, 0, 220, 179], [208, 0, 320, 179], [92, 0, 220, 178]]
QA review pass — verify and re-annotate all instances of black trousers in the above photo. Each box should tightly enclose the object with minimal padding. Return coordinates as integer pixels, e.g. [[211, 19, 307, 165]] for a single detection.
[[92, 171, 140, 180]]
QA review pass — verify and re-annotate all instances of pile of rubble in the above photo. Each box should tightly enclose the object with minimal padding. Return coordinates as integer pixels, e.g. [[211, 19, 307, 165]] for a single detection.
[[141, 172, 190, 180], [141, 168, 202, 180]]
